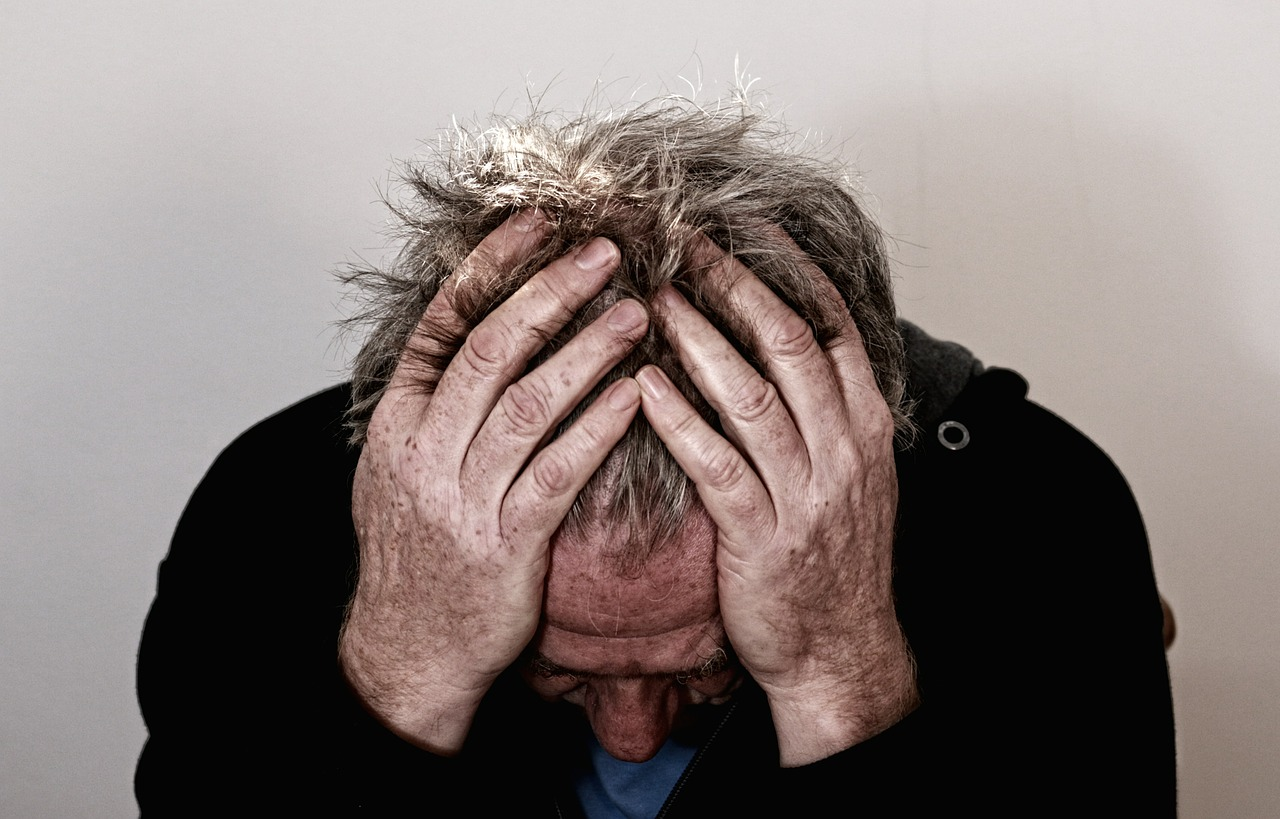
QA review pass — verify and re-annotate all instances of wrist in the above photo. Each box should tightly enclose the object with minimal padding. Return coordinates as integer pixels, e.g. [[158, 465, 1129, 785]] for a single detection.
[[338, 621, 492, 756], [763, 633, 919, 767]]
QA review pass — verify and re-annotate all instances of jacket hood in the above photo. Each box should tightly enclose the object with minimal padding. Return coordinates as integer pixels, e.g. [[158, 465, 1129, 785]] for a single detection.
[[898, 319, 986, 433]]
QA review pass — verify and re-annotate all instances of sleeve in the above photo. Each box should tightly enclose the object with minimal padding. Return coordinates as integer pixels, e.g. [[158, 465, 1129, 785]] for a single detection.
[[769, 368, 1177, 814], [133, 387, 484, 814]]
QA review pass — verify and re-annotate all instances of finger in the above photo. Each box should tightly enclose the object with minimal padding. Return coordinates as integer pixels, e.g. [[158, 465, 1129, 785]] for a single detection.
[[426, 236, 623, 455], [798, 263, 885, 415], [462, 298, 648, 487], [388, 209, 551, 397], [822, 317, 892, 425], [651, 284, 809, 488], [711, 230, 885, 418], [502, 378, 642, 542], [636, 365, 776, 547], [684, 236, 854, 443]]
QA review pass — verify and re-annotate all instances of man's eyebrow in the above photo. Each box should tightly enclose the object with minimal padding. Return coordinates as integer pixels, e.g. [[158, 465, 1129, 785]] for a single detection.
[[527, 646, 735, 681], [675, 646, 731, 683]]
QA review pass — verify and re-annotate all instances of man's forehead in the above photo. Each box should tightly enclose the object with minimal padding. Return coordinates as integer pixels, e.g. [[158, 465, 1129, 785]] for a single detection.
[[533, 619, 727, 678], [543, 511, 719, 639]]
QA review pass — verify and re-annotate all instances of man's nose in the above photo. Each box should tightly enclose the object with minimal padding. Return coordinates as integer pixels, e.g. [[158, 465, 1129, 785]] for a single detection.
[[583, 676, 680, 763]]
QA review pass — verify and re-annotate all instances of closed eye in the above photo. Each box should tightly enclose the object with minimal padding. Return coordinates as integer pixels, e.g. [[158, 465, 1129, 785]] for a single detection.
[[530, 654, 579, 682]]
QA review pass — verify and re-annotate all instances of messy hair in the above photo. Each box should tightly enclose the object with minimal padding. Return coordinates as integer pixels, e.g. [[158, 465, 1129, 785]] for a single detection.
[[343, 96, 906, 559]]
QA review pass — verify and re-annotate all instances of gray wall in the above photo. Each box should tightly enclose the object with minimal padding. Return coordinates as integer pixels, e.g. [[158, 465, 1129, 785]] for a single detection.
[[3, 2, 1276, 815]]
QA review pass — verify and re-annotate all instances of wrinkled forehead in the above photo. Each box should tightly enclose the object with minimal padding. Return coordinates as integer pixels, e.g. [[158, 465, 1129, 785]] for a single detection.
[[544, 509, 719, 639]]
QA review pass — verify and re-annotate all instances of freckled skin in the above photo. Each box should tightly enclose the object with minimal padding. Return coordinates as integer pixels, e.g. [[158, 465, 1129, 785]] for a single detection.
[[339, 217, 652, 757]]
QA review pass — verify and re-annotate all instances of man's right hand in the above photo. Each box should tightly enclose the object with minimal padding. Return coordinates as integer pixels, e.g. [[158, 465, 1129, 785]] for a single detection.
[[338, 211, 647, 754]]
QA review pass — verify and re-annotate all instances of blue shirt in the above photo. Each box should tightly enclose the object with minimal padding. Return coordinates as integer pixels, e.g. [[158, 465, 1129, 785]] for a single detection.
[[573, 731, 699, 819]]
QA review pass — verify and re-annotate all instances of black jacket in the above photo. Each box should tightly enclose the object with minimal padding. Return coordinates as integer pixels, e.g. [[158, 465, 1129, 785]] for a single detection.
[[136, 327, 1176, 816]]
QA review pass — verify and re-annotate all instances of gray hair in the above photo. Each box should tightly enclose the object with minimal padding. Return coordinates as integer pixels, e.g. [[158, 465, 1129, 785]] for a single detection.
[[343, 97, 907, 562]]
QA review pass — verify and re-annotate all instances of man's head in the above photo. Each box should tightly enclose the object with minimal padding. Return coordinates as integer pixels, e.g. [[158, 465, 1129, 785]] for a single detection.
[[345, 97, 907, 760], [347, 96, 906, 561]]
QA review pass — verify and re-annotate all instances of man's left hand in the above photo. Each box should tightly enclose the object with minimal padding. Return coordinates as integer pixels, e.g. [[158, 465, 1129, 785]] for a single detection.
[[636, 238, 919, 766]]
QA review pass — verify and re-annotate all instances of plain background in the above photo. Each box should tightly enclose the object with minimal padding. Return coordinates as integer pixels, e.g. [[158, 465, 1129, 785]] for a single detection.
[[3, 1, 1277, 815]]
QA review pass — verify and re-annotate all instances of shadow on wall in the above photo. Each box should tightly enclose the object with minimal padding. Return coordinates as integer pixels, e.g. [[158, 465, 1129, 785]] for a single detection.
[[857, 89, 1280, 818]]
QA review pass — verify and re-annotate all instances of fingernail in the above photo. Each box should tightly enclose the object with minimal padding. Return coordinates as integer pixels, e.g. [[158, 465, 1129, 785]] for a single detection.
[[575, 237, 617, 270], [607, 379, 640, 410], [636, 366, 670, 399], [607, 299, 646, 333], [511, 209, 544, 232]]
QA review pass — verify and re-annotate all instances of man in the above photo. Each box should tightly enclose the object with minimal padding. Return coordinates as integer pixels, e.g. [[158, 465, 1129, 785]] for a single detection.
[[137, 99, 1176, 815]]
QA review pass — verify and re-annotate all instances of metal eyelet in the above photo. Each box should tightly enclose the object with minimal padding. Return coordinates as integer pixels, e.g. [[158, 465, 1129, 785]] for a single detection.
[[937, 420, 970, 451]]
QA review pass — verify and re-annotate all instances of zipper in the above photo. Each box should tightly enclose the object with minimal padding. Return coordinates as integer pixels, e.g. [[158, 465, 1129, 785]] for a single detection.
[[653, 700, 741, 819], [550, 700, 743, 818]]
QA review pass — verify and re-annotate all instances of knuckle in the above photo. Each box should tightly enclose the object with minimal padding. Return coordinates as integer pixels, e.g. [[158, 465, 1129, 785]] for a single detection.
[[701, 442, 749, 492], [499, 378, 554, 434], [766, 311, 819, 360], [459, 323, 514, 377], [861, 397, 895, 442], [731, 375, 780, 423], [529, 450, 574, 497]]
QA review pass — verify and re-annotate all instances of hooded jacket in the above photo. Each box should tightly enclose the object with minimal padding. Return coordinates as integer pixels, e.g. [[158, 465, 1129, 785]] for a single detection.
[[136, 322, 1176, 816]]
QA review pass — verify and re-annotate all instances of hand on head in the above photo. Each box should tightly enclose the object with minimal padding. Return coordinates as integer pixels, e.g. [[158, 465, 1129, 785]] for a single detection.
[[637, 235, 918, 766], [340, 210, 646, 755], [340, 214, 916, 764]]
